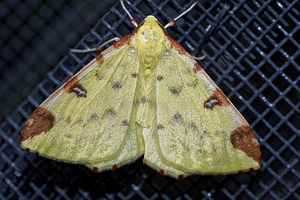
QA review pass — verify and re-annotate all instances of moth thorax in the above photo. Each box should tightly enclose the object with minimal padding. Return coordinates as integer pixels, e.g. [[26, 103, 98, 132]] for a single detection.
[[136, 18, 166, 64]]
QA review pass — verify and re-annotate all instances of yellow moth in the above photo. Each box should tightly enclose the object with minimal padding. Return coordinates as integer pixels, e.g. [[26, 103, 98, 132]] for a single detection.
[[20, 1, 261, 179]]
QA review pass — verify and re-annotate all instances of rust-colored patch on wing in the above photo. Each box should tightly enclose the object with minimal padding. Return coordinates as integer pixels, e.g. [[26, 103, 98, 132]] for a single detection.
[[92, 167, 100, 173], [230, 125, 261, 166], [157, 75, 163, 81], [159, 169, 165, 175], [131, 73, 137, 78], [20, 107, 56, 144], [112, 164, 118, 170], [193, 63, 202, 73], [204, 88, 230, 109], [178, 174, 184, 180], [113, 34, 133, 49], [63, 76, 87, 98], [96, 53, 104, 64]]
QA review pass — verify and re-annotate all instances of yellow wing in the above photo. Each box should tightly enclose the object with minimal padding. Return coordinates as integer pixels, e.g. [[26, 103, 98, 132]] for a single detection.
[[145, 37, 261, 177], [20, 35, 144, 171]]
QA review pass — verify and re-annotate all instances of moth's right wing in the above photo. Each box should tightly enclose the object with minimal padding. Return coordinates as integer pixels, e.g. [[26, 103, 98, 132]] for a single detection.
[[151, 37, 260, 177], [20, 34, 144, 171]]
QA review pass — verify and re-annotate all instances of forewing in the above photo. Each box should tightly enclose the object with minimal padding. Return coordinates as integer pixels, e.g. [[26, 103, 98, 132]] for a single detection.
[[20, 37, 143, 168], [153, 38, 261, 175]]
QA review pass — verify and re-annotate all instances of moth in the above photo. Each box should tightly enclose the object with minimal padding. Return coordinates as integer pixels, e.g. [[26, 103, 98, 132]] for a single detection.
[[20, 1, 261, 179]]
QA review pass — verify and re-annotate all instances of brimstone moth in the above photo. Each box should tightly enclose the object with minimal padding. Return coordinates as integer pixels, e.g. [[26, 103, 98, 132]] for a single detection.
[[20, 1, 261, 179]]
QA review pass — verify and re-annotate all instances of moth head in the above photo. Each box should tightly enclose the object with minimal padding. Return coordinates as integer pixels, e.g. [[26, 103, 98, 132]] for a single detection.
[[136, 15, 167, 36]]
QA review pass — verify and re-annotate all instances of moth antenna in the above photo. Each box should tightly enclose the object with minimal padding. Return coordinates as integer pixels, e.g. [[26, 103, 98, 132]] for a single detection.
[[164, 1, 198, 29], [120, 0, 138, 27], [70, 37, 120, 53]]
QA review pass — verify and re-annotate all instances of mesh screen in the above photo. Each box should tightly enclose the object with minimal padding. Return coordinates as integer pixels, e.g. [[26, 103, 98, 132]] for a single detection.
[[1, 0, 299, 199]]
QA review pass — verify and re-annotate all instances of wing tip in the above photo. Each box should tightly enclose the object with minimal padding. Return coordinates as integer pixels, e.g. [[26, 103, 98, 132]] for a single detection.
[[20, 107, 56, 144], [230, 125, 261, 167]]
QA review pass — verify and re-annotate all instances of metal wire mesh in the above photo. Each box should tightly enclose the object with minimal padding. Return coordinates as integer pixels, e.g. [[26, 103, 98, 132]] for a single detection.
[[0, 0, 118, 122], [1, 0, 299, 199]]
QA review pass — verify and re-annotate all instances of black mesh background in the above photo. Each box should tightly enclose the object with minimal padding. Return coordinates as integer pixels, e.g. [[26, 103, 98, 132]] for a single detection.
[[0, 0, 118, 122], [1, 0, 300, 199]]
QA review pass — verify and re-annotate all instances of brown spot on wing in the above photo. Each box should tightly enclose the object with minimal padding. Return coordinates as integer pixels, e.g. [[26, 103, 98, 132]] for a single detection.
[[187, 122, 196, 128], [112, 164, 118, 170], [63, 76, 87, 97], [173, 112, 182, 122], [168, 86, 182, 95], [204, 88, 230, 109], [88, 113, 99, 121], [20, 107, 56, 144], [141, 96, 147, 104], [193, 63, 202, 73], [96, 53, 104, 64], [113, 34, 133, 49], [178, 174, 184, 180], [230, 125, 261, 166], [121, 119, 129, 126], [131, 73, 137, 78], [159, 169, 165, 175], [157, 124, 165, 130], [92, 167, 100, 173], [112, 81, 122, 89], [104, 108, 117, 116], [157, 75, 163, 81]]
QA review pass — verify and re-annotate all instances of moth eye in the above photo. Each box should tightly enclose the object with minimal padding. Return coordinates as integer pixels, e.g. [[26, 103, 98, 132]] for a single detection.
[[164, 51, 170, 58], [128, 47, 135, 54]]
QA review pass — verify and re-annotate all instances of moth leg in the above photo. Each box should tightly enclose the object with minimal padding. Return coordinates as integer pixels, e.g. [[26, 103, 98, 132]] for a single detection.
[[192, 54, 206, 61], [70, 37, 120, 53]]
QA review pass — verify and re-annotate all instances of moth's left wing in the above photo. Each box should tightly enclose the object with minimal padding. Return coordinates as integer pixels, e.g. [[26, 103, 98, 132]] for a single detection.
[[20, 35, 144, 171]]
